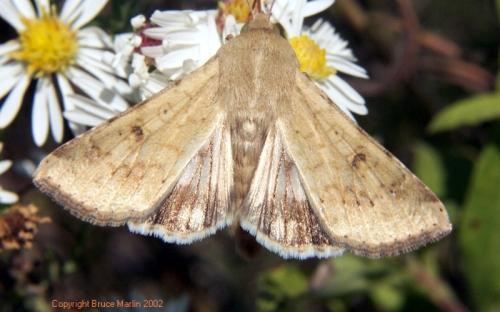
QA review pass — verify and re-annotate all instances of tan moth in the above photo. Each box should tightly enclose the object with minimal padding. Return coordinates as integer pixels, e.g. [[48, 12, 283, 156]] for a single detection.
[[33, 1, 451, 259]]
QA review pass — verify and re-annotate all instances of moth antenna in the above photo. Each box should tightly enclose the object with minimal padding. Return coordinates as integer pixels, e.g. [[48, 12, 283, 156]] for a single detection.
[[269, 0, 276, 18], [266, 0, 277, 20], [251, 0, 263, 17]]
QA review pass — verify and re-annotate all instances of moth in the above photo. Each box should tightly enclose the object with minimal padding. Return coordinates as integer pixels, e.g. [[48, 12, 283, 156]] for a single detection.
[[33, 3, 451, 259]]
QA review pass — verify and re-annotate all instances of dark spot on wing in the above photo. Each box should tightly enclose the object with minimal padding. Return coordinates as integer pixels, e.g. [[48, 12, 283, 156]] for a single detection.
[[131, 125, 144, 141], [84, 144, 101, 160], [351, 153, 366, 169]]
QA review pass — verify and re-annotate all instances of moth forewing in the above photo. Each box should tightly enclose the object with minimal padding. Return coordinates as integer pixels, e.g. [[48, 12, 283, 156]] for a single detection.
[[127, 122, 234, 244], [277, 72, 452, 258], [34, 58, 225, 226]]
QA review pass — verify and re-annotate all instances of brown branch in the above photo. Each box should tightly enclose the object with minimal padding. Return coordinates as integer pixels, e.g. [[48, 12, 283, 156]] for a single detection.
[[420, 57, 495, 93], [335, 0, 461, 58], [334, 0, 493, 96], [309, 262, 333, 291], [335, 0, 368, 33], [407, 258, 467, 312], [368, 12, 462, 58], [344, 0, 421, 95]]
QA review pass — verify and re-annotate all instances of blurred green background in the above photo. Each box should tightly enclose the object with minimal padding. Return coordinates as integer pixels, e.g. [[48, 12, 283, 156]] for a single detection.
[[0, 0, 499, 311]]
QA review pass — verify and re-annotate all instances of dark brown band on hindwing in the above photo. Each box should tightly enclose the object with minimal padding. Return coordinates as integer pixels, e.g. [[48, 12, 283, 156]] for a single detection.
[[240, 126, 344, 259], [128, 123, 233, 243]]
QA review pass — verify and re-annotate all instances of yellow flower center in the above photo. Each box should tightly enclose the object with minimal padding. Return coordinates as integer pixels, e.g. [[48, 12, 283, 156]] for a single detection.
[[218, 0, 251, 23], [10, 9, 78, 76], [289, 35, 335, 80]]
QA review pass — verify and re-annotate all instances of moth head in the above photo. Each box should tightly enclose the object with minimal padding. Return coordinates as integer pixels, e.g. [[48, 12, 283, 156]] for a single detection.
[[241, 1, 283, 35], [242, 13, 273, 31], [241, 12, 283, 36]]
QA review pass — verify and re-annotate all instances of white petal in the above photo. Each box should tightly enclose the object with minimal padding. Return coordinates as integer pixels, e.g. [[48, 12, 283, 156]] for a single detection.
[[329, 75, 365, 105], [150, 10, 201, 27], [329, 58, 369, 79], [145, 29, 200, 44], [303, 0, 335, 17], [77, 49, 116, 74], [35, 0, 50, 15], [320, 80, 368, 115], [327, 49, 356, 62], [77, 46, 109, 61], [75, 59, 133, 95], [77, 26, 113, 48], [141, 27, 171, 40], [60, 0, 82, 23], [140, 45, 165, 58], [156, 49, 198, 71], [222, 15, 241, 42], [56, 74, 75, 110], [77, 31, 110, 49], [68, 94, 118, 120], [204, 13, 221, 57], [0, 63, 24, 99], [64, 110, 102, 127], [71, 0, 109, 30], [63, 94, 118, 127], [141, 72, 169, 96], [46, 80, 64, 143], [32, 78, 50, 146], [66, 67, 129, 112], [0, 160, 12, 175], [321, 84, 356, 121], [0, 40, 21, 56], [57, 74, 87, 134], [131, 14, 146, 29], [13, 0, 36, 19], [0, 1, 24, 31], [291, 1, 306, 35], [0, 189, 18, 204], [114, 33, 136, 51], [0, 73, 30, 128]]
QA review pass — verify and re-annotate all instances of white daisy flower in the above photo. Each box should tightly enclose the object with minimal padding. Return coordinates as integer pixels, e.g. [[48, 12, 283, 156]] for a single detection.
[[64, 31, 138, 128], [127, 6, 242, 98], [0, 143, 18, 204], [121, 16, 172, 100], [113, 10, 222, 102], [0, 0, 131, 144], [142, 10, 221, 81]]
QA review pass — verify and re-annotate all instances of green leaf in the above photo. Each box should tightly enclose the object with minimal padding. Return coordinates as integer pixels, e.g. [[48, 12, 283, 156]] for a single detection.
[[460, 143, 500, 311], [497, 52, 500, 90], [428, 93, 500, 133], [370, 282, 404, 311], [320, 256, 371, 296], [320, 256, 400, 298], [412, 142, 446, 197], [497, 0, 500, 22], [271, 266, 308, 298], [256, 265, 308, 312]]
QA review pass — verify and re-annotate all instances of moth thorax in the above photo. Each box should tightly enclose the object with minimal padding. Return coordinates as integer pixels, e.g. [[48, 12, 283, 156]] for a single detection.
[[242, 120, 258, 139]]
